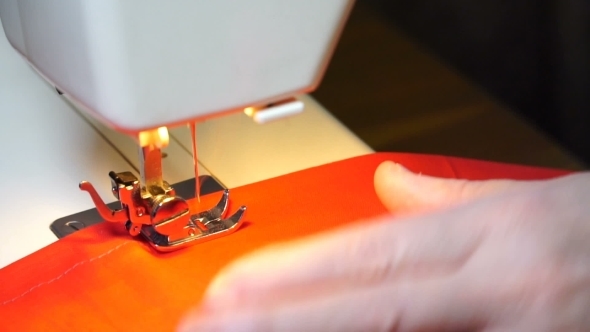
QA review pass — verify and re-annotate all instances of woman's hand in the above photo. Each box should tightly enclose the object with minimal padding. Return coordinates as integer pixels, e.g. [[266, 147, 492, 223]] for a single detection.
[[179, 161, 590, 331]]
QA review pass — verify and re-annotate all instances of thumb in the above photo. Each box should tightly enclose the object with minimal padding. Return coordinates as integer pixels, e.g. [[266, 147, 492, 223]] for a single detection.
[[374, 161, 528, 214]]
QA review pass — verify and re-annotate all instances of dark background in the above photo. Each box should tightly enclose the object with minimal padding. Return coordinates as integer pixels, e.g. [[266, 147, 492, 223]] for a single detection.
[[312, 0, 589, 169]]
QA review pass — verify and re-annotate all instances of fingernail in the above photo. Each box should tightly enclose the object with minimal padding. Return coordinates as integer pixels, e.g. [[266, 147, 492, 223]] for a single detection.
[[392, 162, 410, 172], [381, 161, 397, 171]]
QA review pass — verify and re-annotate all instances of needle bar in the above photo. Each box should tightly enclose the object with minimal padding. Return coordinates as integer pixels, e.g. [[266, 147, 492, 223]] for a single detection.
[[189, 122, 200, 202]]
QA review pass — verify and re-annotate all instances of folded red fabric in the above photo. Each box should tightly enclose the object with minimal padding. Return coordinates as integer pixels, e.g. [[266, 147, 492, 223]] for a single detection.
[[0, 153, 570, 331]]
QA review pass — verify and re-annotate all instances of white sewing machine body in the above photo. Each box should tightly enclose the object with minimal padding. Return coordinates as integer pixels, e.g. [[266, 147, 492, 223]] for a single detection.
[[0, 1, 371, 267], [0, 0, 354, 132]]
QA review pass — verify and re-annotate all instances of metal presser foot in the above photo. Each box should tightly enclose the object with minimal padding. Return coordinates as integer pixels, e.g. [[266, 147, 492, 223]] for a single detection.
[[78, 128, 246, 252], [79, 176, 245, 252]]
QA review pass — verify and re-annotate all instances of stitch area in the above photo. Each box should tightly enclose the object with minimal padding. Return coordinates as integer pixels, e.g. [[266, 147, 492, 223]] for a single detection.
[[1, 241, 130, 305]]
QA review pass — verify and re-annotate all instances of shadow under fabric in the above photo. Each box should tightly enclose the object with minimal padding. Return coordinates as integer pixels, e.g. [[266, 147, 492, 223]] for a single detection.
[[0, 153, 570, 331]]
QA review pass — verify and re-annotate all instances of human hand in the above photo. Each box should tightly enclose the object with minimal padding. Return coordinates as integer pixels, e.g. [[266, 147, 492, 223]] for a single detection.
[[179, 161, 590, 331]]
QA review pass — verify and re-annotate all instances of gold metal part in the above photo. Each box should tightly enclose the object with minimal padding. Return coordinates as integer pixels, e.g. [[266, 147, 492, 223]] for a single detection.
[[139, 145, 165, 194], [138, 126, 169, 148], [80, 172, 245, 251], [79, 126, 245, 251], [138, 127, 169, 195]]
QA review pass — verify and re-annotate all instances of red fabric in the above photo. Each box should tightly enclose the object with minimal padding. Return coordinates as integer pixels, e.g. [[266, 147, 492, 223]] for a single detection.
[[0, 153, 570, 331]]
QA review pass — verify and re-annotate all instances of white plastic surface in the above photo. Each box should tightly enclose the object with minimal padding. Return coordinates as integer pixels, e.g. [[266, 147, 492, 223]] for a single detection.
[[0, 11, 371, 268], [0, 33, 134, 268], [78, 113, 210, 185], [171, 95, 372, 188], [84, 95, 373, 190], [0, 0, 354, 132]]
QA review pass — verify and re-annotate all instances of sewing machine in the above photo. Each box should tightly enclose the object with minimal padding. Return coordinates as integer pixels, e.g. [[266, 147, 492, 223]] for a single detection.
[[0, 1, 371, 267]]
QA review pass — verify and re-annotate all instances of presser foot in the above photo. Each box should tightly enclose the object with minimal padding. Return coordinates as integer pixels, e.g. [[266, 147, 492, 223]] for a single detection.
[[141, 203, 246, 252], [139, 190, 246, 252], [79, 172, 246, 252]]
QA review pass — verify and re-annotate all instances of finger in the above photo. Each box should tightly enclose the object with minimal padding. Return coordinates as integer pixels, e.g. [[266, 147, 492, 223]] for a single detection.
[[179, 276, 486, 332], [201, 203, 488, 310], [374, 161, 532, 214]]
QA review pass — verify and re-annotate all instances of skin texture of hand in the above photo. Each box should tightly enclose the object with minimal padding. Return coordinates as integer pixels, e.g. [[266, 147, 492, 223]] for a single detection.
[[178, 161, 590, 332]]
